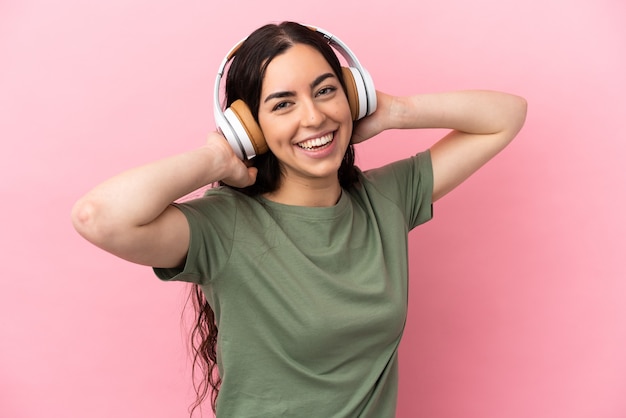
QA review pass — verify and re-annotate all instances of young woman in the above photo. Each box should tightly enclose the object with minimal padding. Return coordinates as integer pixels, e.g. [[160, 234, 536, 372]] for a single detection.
[[72, 21, 527, 418]]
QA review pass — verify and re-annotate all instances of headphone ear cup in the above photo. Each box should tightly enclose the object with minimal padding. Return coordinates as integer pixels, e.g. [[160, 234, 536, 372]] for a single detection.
[[216, 110, 245, 160], [226, 99, 268, 157], [359, 66, 377, 116], [342, 66, 373, 120], [341, 67, 360, 121]]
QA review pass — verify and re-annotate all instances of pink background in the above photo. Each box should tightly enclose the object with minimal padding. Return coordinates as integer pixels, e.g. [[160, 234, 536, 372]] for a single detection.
[[2, 0, 625, 417]]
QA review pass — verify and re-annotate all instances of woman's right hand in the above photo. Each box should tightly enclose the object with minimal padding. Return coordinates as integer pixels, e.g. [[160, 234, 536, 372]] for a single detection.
[[205, 131, 258, 188]]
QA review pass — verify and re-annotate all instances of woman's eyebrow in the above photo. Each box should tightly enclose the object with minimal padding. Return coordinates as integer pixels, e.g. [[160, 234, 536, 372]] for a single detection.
[[263, 90, 295, 103], [310, 73, 335, 89], [263, 73, 336, 103]]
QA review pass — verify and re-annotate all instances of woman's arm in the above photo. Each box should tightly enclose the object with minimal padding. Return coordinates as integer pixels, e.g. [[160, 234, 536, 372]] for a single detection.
[[71, 132, 257, 268], [352, 90, 527, 201]]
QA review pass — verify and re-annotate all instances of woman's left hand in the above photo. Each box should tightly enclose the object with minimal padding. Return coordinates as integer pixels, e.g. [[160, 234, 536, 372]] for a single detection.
[[350, 91, 394, 144]]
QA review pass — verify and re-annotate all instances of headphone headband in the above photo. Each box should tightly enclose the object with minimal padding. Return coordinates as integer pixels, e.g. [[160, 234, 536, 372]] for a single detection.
[[306, 26, 366, 72]]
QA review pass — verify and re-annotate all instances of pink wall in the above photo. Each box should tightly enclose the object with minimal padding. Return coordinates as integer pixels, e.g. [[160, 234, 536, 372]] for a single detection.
[[2, 1, 625, 417]]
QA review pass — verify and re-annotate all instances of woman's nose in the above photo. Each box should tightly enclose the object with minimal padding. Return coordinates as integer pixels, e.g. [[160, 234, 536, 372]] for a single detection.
[[300, 99, 326, 127]]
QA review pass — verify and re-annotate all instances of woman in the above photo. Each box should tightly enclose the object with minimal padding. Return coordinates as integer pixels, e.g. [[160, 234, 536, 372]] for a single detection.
[[72, 21, 527, 418]]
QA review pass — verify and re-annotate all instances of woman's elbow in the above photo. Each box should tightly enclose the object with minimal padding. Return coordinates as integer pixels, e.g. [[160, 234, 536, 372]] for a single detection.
[[510, 94, 528, 135], [71, 197, 114, 246]]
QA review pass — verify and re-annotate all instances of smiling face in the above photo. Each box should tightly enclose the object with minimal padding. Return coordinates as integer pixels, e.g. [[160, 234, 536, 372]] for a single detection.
[[257, 43, 353, 193]]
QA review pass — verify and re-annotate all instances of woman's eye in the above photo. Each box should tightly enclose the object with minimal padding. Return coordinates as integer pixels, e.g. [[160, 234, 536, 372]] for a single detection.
[[273, 101, 291, 111], [317, 86, 337, 97]]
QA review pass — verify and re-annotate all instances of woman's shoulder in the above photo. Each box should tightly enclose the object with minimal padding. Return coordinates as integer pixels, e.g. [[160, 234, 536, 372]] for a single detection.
[[350, 151, 434, 228], [356, 151, 432, 190]]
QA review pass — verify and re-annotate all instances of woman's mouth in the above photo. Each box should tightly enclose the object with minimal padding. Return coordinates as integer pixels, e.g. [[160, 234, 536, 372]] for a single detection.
[[296, 132, 334, 150]]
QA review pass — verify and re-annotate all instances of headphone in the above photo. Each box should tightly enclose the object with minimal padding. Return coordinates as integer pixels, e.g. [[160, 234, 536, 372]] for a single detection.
[[213, 24, 377, 160]]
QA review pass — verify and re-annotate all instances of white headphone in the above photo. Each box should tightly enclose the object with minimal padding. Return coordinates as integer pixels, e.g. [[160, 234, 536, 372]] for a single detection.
[[214, 24, 377, 160]]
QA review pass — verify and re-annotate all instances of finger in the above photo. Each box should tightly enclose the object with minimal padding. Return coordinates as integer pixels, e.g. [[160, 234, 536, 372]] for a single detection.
[[247, 167, 258, 184]]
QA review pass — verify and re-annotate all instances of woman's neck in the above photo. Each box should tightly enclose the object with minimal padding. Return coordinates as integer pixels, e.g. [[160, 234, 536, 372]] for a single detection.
[[263, 177, 342, 207]]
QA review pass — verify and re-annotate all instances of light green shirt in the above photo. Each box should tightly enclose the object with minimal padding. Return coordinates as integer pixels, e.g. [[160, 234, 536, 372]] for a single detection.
[[155, 151, 433, 417]]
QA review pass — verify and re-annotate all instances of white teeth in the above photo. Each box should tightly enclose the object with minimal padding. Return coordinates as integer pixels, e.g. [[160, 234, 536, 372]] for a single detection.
[[297, 133, 333, 150]]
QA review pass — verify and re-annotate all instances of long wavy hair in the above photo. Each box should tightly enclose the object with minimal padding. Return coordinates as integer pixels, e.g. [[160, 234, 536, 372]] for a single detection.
[[187, 21, 361, 416]]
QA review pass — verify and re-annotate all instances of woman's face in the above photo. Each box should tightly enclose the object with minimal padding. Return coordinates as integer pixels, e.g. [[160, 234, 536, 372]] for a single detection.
[[257, 43, 353, 187]]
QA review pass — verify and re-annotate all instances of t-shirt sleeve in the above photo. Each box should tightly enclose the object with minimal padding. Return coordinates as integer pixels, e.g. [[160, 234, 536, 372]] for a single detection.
[[153, 192, 237, 284], [362, 150, 434, 230]]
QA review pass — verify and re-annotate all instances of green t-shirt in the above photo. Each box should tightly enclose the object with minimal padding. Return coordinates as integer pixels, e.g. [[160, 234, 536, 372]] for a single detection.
[[155, 151, 433, 417]]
